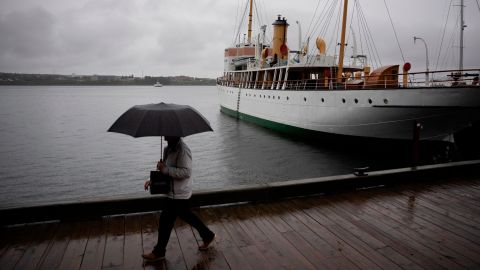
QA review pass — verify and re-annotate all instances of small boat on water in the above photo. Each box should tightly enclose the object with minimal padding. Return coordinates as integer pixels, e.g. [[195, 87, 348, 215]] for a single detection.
[[217, 0, 480, 141], [154, 82, 163, 87]]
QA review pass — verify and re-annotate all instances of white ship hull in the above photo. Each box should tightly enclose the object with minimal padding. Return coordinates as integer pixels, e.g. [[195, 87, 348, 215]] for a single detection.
[[218, 85, 480, 141]]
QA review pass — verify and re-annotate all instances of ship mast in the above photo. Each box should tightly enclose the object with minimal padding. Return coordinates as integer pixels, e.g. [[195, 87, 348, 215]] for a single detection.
[[247, 0, 253, 44], [459, 0, 465, 70], [337, 0, 349, 83]]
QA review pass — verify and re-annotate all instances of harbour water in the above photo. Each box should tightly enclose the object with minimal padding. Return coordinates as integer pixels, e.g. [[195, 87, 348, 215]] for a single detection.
[[0, 85, 448, 209]]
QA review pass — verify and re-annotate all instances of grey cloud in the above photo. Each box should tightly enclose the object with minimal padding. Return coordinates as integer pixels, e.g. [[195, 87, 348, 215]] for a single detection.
[[0, 0, 478, 77]]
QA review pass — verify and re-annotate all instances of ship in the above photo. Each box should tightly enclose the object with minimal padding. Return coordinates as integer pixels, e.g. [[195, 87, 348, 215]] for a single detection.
[[154, 82, 163, 87], [217, 0, 480, 141]]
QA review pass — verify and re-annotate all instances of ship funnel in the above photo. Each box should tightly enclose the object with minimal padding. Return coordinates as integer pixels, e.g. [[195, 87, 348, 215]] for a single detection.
[[316, 37, 326, 55], [272, 15, 289, 62]]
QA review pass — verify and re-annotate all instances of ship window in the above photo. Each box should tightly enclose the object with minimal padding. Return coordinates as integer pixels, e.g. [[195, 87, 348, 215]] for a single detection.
[[384, 99, 388, 104], [287, 97, 289, 100], [278, 96, 280, 99], [342, 98, 346, 103], [321, 98, 325, 102], [368, 99, 373, 104], [304, 97, 307, 102], [354, 98, 358, 103]]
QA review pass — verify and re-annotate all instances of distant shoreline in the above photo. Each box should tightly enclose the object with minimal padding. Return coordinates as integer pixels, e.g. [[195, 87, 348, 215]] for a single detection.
[[0, 72, 216, 86]]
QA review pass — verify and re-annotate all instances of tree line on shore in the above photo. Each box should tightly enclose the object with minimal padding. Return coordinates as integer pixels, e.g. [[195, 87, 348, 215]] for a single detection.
[[0, 73, 216, 86]]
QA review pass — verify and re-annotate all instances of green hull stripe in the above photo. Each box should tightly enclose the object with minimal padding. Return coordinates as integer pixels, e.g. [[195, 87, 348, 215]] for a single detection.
[[220, 106, 320, 137]]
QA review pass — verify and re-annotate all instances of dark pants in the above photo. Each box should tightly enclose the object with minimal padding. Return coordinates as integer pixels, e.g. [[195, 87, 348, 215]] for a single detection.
[[153, 198, 214, 256]]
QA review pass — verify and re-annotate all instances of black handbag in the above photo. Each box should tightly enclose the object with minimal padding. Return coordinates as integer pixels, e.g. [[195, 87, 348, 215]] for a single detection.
[[150, 171, 172, 194]]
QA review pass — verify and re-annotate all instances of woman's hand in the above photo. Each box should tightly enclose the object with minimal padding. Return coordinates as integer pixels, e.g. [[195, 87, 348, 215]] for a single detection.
[[157, 161, 166, 172], [144, 180, 151, 191]]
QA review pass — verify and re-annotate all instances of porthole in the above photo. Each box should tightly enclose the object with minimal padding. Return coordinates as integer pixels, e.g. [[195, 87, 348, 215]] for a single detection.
[[368, 99, 373, 104], [304, 97, 307, 102], [342, 98, 346, 103], [383, 98, 388, 104], [354, 98, 358, 104], [321, 98, 325, 102], [278, 96, 280, 99], [287, 97, 289, 100]]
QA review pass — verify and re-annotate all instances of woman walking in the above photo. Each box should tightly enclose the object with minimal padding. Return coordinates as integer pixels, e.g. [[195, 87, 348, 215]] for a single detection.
[[142, 136, 215, 262]]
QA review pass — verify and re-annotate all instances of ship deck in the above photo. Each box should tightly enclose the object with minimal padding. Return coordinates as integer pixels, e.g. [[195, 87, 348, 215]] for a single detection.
[[1, 174, 480, 270]]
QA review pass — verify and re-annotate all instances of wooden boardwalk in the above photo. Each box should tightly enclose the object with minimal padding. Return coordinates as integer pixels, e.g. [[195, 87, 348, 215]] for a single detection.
[[1, 176, 480, 270]]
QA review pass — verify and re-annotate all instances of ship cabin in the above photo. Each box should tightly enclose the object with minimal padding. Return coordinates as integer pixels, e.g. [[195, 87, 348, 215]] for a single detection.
[[218, 15, 402, 91]]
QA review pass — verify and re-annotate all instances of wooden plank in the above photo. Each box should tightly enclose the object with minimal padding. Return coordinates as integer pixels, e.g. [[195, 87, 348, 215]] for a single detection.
[[394, 188, 480, 243], [79, 219, 107, 270], [1, 223, 55, 270], [174, 222, 208, 269], [442, 182, 480, 204], [358, 189, 480, 269], [399, 188, 480, 242], [335, 192, 463, 270], [232, 205, 270, 244], [267, 201, 345, 270], [232, 205, 288, 270], [384, 190, 480, 266], [56, 220, 91, 270], [13, 222, 58, 270], [291, 198, 381, 270], [163, 218, 188, 270], [36, 221, 76, 270], [140, 212, 166, 270], [238, 244, 274, 270], [252, 203, 293, 233], [310, 197, 406, 270], [421, 183, 480, 214], [283, 200, 361, 270], [0, 224, 31, 270], [328, 193, 442, 270], [102, 216, 125, 268], [123, 214, 145, 270], [199, 208, 252, 270], [243, 204, 318, 270], [320, 192, 426, 270], [209, 206, 254, 248], [190, 209, 230, 270], [208, 206, 275, 270]]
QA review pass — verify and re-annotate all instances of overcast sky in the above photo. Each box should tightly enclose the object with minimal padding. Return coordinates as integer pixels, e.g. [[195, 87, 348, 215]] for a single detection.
[[1, 0, 479, 78]]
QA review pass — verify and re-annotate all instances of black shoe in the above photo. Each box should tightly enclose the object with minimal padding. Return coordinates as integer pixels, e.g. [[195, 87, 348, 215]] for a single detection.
[[199, 234, 216, 250], [142, 252, 165, 262]]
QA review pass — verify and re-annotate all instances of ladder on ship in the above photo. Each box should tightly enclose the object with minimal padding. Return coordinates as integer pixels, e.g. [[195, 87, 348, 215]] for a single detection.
[[236, 88, 241, 119]]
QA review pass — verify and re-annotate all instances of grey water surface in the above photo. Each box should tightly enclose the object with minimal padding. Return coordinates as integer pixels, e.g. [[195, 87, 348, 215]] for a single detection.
[[0, 85, 412, 208]]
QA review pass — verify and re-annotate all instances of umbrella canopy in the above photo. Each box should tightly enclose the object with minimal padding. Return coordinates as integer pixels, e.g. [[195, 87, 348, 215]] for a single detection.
[[108, 102, 213, 137]]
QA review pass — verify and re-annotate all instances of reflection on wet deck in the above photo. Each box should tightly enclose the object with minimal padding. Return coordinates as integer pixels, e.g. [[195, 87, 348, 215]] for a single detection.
[[1, 176, 479, 269]]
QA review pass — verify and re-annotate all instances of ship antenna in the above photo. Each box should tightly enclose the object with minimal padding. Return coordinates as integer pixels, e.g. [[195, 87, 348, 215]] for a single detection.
[[247, 0, 253, 44]]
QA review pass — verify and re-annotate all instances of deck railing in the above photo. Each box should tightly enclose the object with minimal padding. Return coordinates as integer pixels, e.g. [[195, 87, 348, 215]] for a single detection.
[[217, 69, 480, 90]]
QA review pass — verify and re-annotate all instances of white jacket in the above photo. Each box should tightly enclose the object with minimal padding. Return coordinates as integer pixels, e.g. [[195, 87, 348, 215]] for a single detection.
[[161, 139, 193, 199]]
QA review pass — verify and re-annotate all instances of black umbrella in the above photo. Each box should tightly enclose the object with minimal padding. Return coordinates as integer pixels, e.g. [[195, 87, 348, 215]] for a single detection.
[[108, 102, 213, 159]]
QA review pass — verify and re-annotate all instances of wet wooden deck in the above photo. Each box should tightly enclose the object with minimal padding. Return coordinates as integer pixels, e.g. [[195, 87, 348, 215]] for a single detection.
[[1, 176, 480, 270]]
